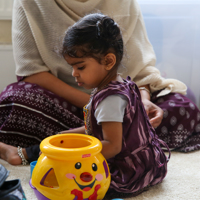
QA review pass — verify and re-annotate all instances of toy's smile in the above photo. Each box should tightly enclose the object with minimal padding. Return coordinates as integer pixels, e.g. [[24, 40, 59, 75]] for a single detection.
[[74, 178, 96, 191]]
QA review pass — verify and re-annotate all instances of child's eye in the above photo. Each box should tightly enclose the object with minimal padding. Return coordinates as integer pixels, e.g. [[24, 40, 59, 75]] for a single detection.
[[78, 66, 85, 70]]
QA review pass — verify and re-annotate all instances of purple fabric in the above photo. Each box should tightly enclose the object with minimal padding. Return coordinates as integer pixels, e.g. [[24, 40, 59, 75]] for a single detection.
[[0, 81, 84, 148], [88, 77, 169, 195], [103, 160, 109, 178], [40, 168, 53, 186], [152, 91, 200, 152], [29, 179, 50, 200], [17, 75, 26, 82]]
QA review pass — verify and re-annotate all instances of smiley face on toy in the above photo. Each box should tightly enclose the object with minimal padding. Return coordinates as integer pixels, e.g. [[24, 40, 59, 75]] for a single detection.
[[67, 162, 101, 190], [66, 159, 109, 200], [66, 158, 109, 200]]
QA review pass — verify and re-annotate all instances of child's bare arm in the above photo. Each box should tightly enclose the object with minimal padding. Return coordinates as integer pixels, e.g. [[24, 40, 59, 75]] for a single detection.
[[58, 126, 85, 134], [101, 122, 123, 160]]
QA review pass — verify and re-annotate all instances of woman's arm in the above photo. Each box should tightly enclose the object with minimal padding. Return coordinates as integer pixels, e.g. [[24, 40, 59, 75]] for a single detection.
[[12, 1, 90, 108], [100, 122, 123, 160], [24, 72, 90, 108]]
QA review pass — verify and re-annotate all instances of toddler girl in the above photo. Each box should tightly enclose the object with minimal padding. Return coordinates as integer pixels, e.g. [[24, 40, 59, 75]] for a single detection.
[[62, 13, 170, 198]]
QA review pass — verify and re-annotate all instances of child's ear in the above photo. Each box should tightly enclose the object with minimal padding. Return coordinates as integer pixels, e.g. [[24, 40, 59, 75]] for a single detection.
[[104, 53, 116, 70]]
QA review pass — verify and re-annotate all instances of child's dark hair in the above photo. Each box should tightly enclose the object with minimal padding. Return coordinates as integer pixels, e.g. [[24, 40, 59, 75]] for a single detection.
[[62, 13, 123, 68]]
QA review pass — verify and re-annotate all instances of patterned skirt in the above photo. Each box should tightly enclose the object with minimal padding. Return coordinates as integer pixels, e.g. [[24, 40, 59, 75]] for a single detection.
[[0, 81, 84, 148], [152, 91, 200, 152], [0, 81, 200, 152]]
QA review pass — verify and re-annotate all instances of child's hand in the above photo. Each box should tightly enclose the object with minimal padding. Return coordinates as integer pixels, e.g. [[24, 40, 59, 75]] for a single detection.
[[57, 126, 85, 134], [57, 130, 71, 134]]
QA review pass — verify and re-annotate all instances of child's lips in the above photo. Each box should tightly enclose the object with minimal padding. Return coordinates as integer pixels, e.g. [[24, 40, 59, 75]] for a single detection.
[[77, 82, 83, 86]]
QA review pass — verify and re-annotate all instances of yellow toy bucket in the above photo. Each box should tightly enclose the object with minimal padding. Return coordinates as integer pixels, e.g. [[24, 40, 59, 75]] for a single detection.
[[30, 133, 111, 200]]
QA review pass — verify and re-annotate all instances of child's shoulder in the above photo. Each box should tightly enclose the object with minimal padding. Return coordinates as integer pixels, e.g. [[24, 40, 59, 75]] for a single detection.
[[97, 76, 137, 97], [92, 78, 136, 106]]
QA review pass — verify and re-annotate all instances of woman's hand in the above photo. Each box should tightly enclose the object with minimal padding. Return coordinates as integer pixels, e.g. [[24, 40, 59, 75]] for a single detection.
[[139, 85, 163, 128], [142, 99, 163, 128]]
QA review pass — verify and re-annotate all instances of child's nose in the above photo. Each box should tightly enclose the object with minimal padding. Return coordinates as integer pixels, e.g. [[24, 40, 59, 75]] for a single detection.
[[72, 69, 78, 77]]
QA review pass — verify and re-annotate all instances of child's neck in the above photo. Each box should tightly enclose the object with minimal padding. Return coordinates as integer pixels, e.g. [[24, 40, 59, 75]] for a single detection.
[[97, 74, 122, 90]]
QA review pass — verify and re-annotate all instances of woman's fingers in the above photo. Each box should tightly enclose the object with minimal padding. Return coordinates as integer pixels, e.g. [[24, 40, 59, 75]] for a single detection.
[[142, 99, 163, 128], [149, 104, 163, 128]]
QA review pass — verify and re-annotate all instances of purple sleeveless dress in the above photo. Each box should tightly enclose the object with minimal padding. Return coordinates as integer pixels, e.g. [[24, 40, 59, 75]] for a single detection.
[[84, 77, 170, 197]]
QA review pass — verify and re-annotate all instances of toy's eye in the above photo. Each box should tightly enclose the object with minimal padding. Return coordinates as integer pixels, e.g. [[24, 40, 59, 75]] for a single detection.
[[92, 163, 97, 171], [75, 162, 82, 169]]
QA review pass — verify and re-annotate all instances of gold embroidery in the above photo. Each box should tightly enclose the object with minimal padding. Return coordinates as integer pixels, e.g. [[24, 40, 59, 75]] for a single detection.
[[83, 105, 89, 135]]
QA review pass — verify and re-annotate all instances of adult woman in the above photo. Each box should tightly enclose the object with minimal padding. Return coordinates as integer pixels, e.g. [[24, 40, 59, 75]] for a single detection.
[[0, 0, 199, 165]]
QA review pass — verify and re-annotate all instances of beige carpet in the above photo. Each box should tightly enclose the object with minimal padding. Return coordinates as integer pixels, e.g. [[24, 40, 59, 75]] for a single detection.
[[1, 151, 200, 200]]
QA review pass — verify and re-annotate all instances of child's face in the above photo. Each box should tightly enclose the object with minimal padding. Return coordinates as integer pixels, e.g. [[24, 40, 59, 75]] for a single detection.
[[65, 56, 109, 89]]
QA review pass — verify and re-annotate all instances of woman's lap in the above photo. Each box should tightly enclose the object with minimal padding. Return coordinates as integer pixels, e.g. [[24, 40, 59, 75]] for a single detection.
[[0, 81, 84, 148], [152, 92, 200, 152], [1, 82, 200, 153]]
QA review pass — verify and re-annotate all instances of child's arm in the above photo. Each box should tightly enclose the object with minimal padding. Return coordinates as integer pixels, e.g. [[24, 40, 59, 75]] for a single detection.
[[100, 122, 123, 160], [59, 126, 85, 134]]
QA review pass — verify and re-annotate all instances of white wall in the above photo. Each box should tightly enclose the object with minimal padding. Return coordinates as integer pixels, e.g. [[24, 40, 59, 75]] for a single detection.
[[138, 0, 200, 108], [0, 0, 13, 20], [0, 45, 16, 92], [0, 0, 15, 92]]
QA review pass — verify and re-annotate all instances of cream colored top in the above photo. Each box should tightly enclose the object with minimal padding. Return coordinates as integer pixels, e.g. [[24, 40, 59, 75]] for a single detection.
[[12, 0, 187, 97]]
